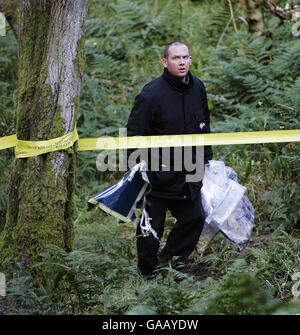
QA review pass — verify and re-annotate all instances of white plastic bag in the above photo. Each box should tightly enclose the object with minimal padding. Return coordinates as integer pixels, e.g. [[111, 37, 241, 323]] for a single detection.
[[201, 160, 255, 250]]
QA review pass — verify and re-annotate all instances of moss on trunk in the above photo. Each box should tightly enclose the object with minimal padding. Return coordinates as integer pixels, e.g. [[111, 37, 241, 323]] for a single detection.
[[244, 0, 267, 35], [0, 0, 89, 275]]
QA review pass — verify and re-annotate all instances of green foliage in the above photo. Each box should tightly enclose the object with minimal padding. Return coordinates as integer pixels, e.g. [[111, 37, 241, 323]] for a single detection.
[[1, 221, 299, 315], [126, 266, 198, 315], [1, 216, 139, 315], [203, 25, 300, 233], [0, 0, 299, 315], [126, 258, 297, 315], [247, 230, 300, 300], [203, 259, 281, 315], [0, 26, 17, 232], [206, 32, 300, 128]]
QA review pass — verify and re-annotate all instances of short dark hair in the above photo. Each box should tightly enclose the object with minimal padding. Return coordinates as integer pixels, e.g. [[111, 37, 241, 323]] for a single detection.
[[163, 41, 188, 59]]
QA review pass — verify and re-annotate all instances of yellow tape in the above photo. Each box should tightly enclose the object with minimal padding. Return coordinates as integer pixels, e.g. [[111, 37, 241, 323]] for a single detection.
[[0, 134, 17, 151], [0, 128, 78, 158], [77, 129, 300, 151], [0, 129, 299, 158], [78, 133, 204, 151], [15, 128, 79, 158]]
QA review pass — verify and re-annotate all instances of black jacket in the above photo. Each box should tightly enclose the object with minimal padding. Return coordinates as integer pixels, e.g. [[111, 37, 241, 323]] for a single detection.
[[126, 68, 213, 200]]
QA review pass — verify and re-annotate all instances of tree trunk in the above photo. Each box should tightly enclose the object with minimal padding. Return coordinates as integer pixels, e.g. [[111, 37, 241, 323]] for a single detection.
[[242, 0, 267, 35], [0, 0, 89, 272]]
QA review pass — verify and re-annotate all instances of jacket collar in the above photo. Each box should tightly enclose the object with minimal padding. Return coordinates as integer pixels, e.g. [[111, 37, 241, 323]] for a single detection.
[[162, 68, 193, 93]]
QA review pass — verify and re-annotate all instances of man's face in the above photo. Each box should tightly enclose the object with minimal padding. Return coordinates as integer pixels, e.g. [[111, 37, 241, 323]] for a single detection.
[[161, 44, 192, 81]]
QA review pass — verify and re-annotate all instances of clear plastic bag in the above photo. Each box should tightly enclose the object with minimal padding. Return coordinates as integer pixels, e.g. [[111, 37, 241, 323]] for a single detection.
[[201, 160, 255, 250]]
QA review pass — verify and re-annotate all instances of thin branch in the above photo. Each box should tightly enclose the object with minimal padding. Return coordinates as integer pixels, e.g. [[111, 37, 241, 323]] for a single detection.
[[228, 0, 238, 33], [263, 0, 292, 21], [216, 16, 232, 50], [217, 2, 241, 50]]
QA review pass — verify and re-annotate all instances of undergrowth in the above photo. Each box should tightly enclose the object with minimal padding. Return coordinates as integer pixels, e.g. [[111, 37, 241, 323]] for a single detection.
[[0, 0, 299, 315]]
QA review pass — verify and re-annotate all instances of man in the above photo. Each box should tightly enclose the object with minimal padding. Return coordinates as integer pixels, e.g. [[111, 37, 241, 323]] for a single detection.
[[126, 41, 213, 278]]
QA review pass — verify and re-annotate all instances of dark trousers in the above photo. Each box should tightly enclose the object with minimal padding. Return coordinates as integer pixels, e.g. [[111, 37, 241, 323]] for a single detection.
[[136, 193, 205, 276]]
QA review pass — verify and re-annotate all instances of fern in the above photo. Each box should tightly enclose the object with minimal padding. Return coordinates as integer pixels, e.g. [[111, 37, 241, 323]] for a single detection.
[[206, 5, 232, 45], [271, 41, 300, 80], [204, 271, 280, 315], [87, 53, 124, 76], [206, 31, 299, 130], [84, 18, 104, 37]]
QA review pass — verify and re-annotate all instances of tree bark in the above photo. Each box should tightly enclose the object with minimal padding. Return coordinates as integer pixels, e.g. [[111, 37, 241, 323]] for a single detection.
[[0, 0, 89, 272], [241, 0, 267, 35]]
